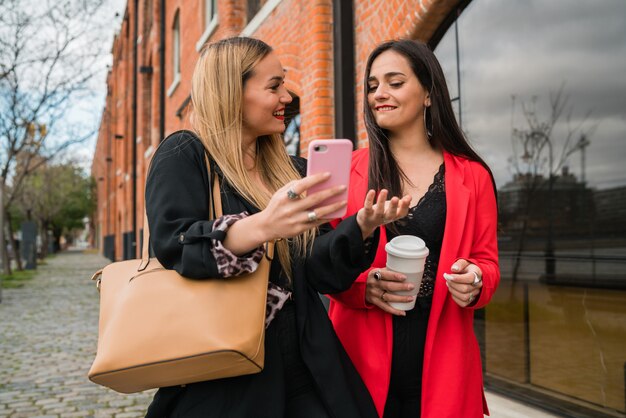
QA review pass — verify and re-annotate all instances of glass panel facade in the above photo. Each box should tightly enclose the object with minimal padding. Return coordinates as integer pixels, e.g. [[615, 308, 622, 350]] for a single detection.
[[434, 1, 626, 416]]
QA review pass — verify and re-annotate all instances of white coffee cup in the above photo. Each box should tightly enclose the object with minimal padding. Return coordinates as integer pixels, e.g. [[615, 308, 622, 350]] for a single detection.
[[384, 235, 429, 311]]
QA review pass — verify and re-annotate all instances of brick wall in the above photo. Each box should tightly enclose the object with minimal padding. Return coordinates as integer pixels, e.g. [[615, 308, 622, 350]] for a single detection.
[[92, 0, 461, 259], [353, 0, 460, 146], [251, 0, 334, 155]]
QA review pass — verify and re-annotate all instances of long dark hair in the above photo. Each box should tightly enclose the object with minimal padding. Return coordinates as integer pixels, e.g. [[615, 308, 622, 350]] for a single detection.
[[364, 39, 496, 198]]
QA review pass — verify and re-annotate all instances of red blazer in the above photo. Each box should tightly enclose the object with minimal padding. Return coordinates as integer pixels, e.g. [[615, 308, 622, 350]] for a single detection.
[[329, 148, 499, 418]]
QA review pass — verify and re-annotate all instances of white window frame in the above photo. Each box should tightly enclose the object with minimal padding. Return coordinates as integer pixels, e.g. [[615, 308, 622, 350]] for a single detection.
[[195, 0, 219, 52], [241, 0, 283, 36], [167, 11, 181, 97]]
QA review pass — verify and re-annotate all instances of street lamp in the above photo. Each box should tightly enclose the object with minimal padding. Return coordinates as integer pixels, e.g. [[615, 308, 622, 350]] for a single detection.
[[525, 129, 556, 280]]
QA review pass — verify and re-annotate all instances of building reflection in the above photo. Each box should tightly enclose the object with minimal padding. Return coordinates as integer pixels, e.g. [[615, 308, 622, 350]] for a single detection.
[[433, 1, 626, 415], [499, 170, 626, 287], [489, 125, 626, 415]]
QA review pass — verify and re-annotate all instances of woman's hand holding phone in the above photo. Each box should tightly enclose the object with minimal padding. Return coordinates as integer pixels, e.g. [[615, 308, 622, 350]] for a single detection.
[[305, 139, 353, 219], [356, 190, 412, 239], [305, 139, 411, 238], [250, 173, 348, 244], [224, 172, 345, 254]]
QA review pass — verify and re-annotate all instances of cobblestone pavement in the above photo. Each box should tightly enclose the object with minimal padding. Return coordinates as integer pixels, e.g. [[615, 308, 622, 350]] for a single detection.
[[0, 251, 155, 418], [0, 250, 565, 418]]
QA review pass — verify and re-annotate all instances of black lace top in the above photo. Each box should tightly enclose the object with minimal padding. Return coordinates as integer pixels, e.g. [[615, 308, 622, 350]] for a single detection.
[[387, 164, 446, 298]]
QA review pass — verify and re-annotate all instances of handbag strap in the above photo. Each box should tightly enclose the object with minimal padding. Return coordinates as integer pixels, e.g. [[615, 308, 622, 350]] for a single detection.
[[139, 147, 274, 269], [203, 156, 274, 261], [207, 154, 222, 220], [139, 151, 220, 265]]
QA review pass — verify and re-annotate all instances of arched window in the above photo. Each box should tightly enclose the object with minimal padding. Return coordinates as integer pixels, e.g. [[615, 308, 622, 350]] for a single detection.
[[284, 94, 301, 156]]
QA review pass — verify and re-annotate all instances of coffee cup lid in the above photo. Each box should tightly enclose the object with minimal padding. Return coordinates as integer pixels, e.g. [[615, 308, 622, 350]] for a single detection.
[[385, 235, 429, 259]]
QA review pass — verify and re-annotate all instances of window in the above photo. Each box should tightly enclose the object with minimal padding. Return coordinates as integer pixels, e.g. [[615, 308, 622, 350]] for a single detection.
[[167, 11, 181, 96], [142, 57, 153, 149], [283, 95, 300, 156], [196, 0, 219, 51], [205, 0, 217, 29], [247, 0, 264, 23], [434, 1, 626, 416]]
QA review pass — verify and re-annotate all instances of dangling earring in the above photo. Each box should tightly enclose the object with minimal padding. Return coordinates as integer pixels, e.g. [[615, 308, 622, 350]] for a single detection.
[[424, 106, 432, 140]]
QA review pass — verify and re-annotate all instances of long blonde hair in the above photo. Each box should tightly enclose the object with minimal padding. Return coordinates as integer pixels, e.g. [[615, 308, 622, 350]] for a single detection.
[[191, 36, 312, 280]]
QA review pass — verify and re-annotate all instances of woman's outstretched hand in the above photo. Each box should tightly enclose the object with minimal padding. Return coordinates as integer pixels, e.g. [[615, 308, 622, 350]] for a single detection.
[[356, 189, 412, 239]]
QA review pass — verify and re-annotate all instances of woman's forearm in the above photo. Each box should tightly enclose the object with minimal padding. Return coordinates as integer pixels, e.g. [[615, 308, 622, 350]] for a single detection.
[[221, 211, 272, 256]]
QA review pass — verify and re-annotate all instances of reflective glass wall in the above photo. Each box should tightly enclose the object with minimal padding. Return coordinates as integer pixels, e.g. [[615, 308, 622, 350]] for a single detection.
[[434, 1, 626, 416]]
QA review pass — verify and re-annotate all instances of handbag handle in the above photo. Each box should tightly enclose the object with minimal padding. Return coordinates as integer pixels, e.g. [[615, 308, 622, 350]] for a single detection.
[[139, 152, 220, 267], [138, 147, 274, 270]]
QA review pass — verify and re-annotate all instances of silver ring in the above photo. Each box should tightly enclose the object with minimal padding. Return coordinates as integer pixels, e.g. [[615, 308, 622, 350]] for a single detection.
[[287, 188, 299, 200], [373, 270, 382, 281], [381, 291, 387, 302], [307, 210, 318, 222], [472, 271, 482, 286], [468, 293, 474, 303]]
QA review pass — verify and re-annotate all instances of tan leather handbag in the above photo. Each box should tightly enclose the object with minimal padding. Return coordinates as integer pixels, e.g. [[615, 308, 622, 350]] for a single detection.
[[88, 158, 272, 393]]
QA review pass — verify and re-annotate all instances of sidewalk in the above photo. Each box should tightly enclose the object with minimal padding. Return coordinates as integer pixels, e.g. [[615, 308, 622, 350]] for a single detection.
[[0, 250, 562, 417], [0, 251, 154, 417], [486, 391, 561, 418]]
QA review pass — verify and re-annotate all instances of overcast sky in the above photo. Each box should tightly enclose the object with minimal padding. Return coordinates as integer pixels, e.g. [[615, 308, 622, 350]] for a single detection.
[[434, 0, 626, 189], [73, 0, 126, 172]]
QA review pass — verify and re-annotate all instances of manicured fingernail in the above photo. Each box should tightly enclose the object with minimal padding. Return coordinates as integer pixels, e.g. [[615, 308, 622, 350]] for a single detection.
[[451, 264, 460, 272], [443, 273, 454, 281], [407, 284, 415, 290]]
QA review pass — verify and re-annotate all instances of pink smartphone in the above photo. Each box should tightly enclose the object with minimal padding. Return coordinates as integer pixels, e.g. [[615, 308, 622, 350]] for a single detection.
[[306, 139, 353, 219]]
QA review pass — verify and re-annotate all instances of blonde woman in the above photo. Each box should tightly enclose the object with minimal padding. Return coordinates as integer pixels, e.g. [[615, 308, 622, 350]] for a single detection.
[[144, 37, 410, 418]]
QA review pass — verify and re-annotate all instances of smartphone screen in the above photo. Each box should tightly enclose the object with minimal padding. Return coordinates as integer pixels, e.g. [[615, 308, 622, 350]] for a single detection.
[[305, 139, 353, 219]]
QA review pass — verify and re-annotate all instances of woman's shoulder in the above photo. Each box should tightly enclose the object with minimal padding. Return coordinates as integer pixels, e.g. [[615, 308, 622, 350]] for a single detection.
[[148, 130, 208, 181], [350, 148, 369, 178], [446, 152, 489, 176], [154, 130, 205, 159], [467, 159, 492, 181]]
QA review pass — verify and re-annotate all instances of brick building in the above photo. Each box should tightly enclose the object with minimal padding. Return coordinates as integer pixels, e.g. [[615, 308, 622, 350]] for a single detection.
[[91, 0, 464, 261]]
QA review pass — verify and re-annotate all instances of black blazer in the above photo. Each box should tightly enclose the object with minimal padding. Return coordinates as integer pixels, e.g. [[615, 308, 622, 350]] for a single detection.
[[144, 131, 378, 418]]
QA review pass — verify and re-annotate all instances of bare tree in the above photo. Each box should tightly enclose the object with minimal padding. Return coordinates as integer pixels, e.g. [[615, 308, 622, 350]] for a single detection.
[[0, 0, 109, 274], [506, 84, 597, 280]]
